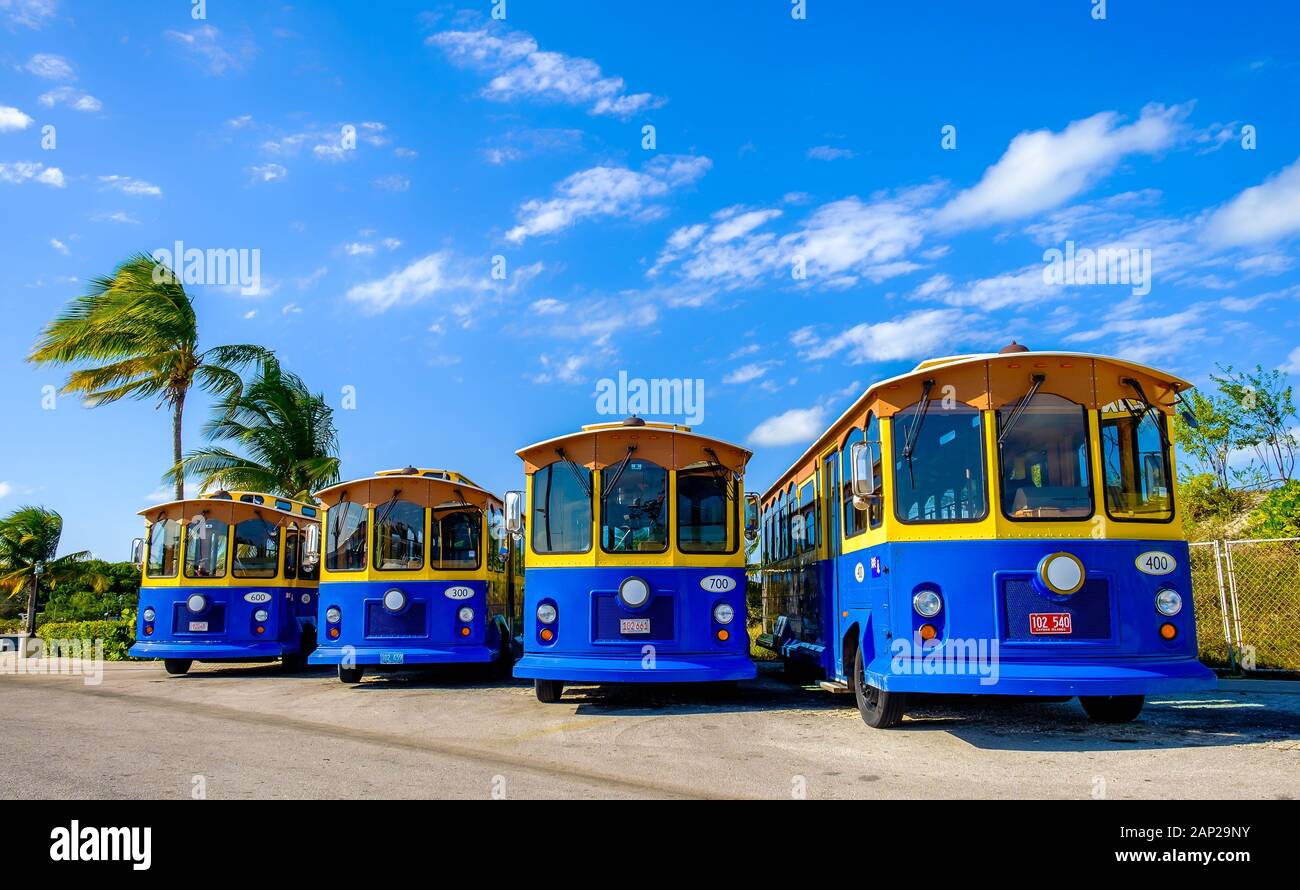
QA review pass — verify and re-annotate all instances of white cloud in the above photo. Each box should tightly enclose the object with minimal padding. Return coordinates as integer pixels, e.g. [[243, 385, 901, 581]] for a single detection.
[[228, 114, 254, 128], [729, 343, 760, 359], [0, 481, 11, 499], [93, 211, 138, 224], [1203, 155, 1300, 247], [373, 174, 410, 192], [165, 25, 250, 75], [532, 352, 593, 385], [428, 25, 662, 118], [381, 238, 402, 251], [394, 147, 418, 159], [346, 251, 501, 314], [807, 145, 855, 161], [50, 237, 67, 254], [1, 0, 57, 29], [342, 242, 376, 257], [248, 163, 287, 183], [0, 105, 34, 131], [1282, 346, 1300, 376], [723, 362, 773, 385], [38, 86, 101, 112], [1064, 306, 1205, 364], [936, 103, 1188, 228], [506, 154, 711, 244], [99, 175, 161, 197], [531, 298, 567, 315], [243, 310, 256, 320], [24, 52, 74, 80], [748, 406, 827, 447], [0, 161, 64, 187], [799, 308, 964, 364]]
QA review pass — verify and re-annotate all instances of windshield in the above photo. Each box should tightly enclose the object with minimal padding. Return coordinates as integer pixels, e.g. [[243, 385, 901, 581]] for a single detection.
[[532, 462, 592, 554], [184, 517, 228, 579], [602, 459, 668, 553], [374, 500, 424, 571], [893, 402, 987, 522], [436, 509, 480, 570], [1100, 400, 1173, 521], [326, 501, 368, 571], [146, 519, 181, 578], [998, 394, 1093, 520], [233, 518, 279, 578], [677, 465, 732, 553]]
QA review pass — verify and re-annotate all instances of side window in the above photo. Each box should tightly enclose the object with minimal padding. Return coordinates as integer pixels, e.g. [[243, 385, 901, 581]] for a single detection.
[[146, 519, 181, 578], [797, 479, 817, 552], [374, 500, 424, 571], [776, 489, 788, 560], [841, 428, 869, 538], [325, 501, 368, 571], [184, 517, 229, 579], [438, 509, 481, 570], [233, 518, 279, 579], [893, 400, 988, 523], [284, 530, 299, 580], [531, 463, 593, 554], [866, 412, 884, 529]]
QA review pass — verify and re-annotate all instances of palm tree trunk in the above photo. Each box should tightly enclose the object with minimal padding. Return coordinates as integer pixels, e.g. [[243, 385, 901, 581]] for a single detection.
[[24, 574, 38, 638], [172, 388, 186, 501]]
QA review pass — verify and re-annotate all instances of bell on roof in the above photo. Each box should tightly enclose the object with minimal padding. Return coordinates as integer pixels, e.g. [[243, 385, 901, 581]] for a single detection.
[[622, 415, 646, 427], [998, 340, 1031, 354], [401, 465, 418, 475]]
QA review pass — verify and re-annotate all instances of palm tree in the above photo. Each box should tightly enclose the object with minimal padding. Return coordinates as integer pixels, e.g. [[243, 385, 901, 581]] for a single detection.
[[0, 506, 106, 637], [28, 253, 272, 500], [170, 358, 341, 501]]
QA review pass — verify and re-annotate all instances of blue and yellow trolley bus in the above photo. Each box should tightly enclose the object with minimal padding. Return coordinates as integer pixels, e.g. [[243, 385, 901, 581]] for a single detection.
[[506, 418, 757, 702], [308, 468, 523, 683], [129, 490, 321, 675], [757, 345, 1216, 727]]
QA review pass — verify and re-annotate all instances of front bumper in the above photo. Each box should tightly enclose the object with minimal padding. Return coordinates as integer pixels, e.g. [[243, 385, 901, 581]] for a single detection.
[[514, 652, 757, 683], [308, 643, 496, 666], [865, 654, 1217, 696], [128, 640, 290, 661]]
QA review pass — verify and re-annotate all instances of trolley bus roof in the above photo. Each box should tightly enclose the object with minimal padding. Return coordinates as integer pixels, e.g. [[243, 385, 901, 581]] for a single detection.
[[760, 350, 1193, 501], [516, 420, 752, 475], [139, 491, 319, 522], [313, 472, 499, 508]]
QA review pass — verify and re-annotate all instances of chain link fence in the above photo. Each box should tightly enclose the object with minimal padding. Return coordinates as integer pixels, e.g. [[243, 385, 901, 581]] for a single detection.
[[1191, 537, 1300, 674]]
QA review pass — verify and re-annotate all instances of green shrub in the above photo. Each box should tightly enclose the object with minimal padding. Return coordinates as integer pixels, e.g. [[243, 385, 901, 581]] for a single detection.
[[1248, 480, 1300, 539], [0, 618, 25, 634], [36, 612, 135, 661], [1178, 473, 1243, 522]]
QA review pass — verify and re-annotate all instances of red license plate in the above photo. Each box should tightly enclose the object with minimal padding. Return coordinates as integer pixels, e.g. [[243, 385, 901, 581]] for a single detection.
[[1029, 612, 1072, 635]]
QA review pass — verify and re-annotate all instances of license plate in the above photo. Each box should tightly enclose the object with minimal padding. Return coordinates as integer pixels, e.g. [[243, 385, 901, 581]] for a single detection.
[[380, 652, 405, 664], [1029, 612, 1072, 635], [188, 621, 208, 632], [619, 618, 651, 635]]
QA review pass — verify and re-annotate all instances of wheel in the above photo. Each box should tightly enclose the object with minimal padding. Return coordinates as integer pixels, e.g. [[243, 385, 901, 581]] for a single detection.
[[1080, 694, 1145, 723], [282, 627, 316, 672], [853, 647, 905, 728], [338, 666, 364, 684], [535, 678, 564, 703], [163, 659, 192, 676]]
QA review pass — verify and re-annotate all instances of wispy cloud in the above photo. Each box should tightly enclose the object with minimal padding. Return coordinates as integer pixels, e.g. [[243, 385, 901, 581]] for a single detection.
[[345, 251, 537, 314], [1, 0, 57, 29], [806, 145, 855, 161], [24, 52, 73, 79], [428, 23, 663, 118], [99, 175, 161, 197], [1202, 155, 1300, 247], [0, 161, 64, 188], [506, 154, 711, 244], [248, 163, 287, 183], [38, 86, 101, 112], [0, 105, 33, 131], [748, 405, 828, 447], [165, 25, 253, 75]]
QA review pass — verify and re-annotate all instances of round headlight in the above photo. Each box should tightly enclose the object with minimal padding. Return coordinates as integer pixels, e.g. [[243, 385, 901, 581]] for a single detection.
[[713, 602, 735, 624], [1155, 588, 1183, 617], [1039, 552, 1085, 595], [458, 606, 475, 623], [383, 588, 406, 612], [536, 603, 557, 624], [618, 577, 650, 608], [142, 607, 156, 623], [254, 609, 269, 622], [186, 594, 207, 614], [325, 606, 342, 624], [913, 589, 942, 618]]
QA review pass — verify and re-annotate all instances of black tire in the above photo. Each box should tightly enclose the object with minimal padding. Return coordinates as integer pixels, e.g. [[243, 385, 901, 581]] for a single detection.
[[281, 627, 316, 672], [853, 647, 905, 728], [1080, 694, 1145, 723], [338, 666, 364, 684], [163, 659, 192, 676], [535, 678, 564, 703]]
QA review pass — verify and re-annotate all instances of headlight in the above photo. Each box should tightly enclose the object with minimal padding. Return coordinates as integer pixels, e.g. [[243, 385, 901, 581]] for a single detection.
[[458, 606, 475, 623], [254, 609, 269, 622], [713, 602, 735, 624], [536, 603, 557, 624], [325, 606, 342, 624], [1155, 588, 1183, 617], [142, 607, 156, 623], [186, 594, 207, 614], [1039, 552, 1085, 595], [913, 589, 942, 618], [618, 577, 650, 608], [383, 588, 406, 612]]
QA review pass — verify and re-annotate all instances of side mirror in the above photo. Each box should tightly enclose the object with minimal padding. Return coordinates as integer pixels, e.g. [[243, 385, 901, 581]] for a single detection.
[[130, 537, 144, 567], [302, 525, 320, 569], [850, 441, 879, 498], [504, 490, 524, 539], [743, 493, 759, 542]]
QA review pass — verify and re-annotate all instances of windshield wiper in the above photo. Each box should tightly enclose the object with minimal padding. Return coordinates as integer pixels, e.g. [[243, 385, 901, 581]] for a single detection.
[[555, 447, 593, 499], [998, 374, 1046, 445], [901, 379, 936, 489], [1121, 377, 1171, 454], [600, 446, 638, 506]]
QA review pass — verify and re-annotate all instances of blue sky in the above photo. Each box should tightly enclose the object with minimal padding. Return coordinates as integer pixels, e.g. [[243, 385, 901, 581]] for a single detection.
[[1, 0, 1298, 559]]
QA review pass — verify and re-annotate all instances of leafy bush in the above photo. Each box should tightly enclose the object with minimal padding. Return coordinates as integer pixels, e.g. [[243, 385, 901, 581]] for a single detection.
[[1248, 480, 1300, 539], [36, 612, 136, 661], [1179, 473, 1243, 522], [39, 560, 140, 623], [0, 618, 24, 634]]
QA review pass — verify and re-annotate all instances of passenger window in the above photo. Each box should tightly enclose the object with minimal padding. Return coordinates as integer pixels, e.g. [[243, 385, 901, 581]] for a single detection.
[[998, 393, 1092, 520], [233, 518, 279, 578], [893, 401, 987, 523], [147, 519, 181, 578], [677, 466, 733, 553], [184, 517, 228, 579], [325, 501, 368, 571], [438, 509, 480, 570], [841, 428, 870, 537], [374, 500, 424, 571], [1100, 402, 1173, 521]]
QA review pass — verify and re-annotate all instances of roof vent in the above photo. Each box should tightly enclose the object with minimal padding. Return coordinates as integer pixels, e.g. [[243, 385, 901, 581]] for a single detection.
[[622, 415, 646, 427], [209, 490, 232, 500], [998, 340, 1030, 354], [401, 465, 419, 475]]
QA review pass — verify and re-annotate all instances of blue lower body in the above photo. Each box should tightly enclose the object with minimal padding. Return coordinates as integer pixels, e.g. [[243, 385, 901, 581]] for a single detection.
[[308, 643, 497, 666], [130, 585, 313, 664], [128, 640, 291, 661], [864, 653, 1214, 696], [514, 565, 756, 685]]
